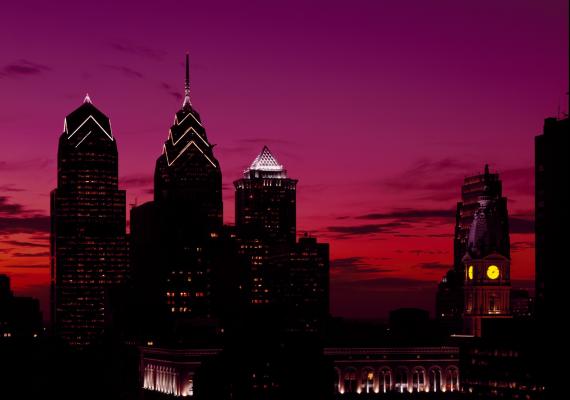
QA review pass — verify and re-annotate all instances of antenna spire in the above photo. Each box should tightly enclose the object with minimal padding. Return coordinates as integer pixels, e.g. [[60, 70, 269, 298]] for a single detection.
[[182, 53, 191, 108], [84, 93, 92, 104]]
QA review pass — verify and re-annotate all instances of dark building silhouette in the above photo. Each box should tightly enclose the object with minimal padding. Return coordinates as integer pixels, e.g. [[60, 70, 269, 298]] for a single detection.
[[270, 235, 330, 334], [129, 56, 233, 342], [436, 166, 509, 326], [535, 116, 569, 320], [510, 289, 533, 319], [0, 275, 42, 339], [234, 146, 297, 305], [50, 95, 129, 347], [460, 321, 546, 399]]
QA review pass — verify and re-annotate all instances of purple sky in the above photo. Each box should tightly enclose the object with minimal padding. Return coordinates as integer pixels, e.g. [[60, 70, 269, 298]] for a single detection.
[[0, 0, 568, 319]]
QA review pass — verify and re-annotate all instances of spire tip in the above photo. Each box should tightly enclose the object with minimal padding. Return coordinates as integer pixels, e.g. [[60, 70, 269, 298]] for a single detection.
[[183, 53, 191, 108]]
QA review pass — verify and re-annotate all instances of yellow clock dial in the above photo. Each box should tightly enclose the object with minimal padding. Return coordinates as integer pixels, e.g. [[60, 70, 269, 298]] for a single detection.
[[468, 265, 474, 280], [486, 265, 500, 280]]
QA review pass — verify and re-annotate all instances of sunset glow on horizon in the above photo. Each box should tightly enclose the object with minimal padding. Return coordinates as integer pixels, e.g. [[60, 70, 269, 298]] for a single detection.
[[0, 0, 567, 319]]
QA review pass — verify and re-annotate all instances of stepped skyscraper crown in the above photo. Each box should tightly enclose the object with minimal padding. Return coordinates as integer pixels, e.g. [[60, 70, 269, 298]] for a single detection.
[[51, 96, 128, 347], [154, 55, 222, 227]]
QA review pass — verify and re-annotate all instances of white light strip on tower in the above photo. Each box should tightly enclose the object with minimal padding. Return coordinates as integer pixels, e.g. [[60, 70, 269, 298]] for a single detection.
[[75, 130, 92, 148], [170, 126, 209, 147], [164, 140, 217, 168], [176, 110, 202, 128], [66, 115, 113, 140]]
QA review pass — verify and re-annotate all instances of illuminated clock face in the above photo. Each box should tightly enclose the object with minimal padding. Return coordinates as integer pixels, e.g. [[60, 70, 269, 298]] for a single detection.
[[486, 265, 500, 280], [468, 265, 474, 280]]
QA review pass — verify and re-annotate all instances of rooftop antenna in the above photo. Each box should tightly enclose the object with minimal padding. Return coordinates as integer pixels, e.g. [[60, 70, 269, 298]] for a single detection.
[[182, 53, 191, 108]]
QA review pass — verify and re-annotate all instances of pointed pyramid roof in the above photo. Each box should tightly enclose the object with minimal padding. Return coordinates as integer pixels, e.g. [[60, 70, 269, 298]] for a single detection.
[[249, 146, 283, 172], [63, 95, 113, 145], [244, 146, 287, 178]]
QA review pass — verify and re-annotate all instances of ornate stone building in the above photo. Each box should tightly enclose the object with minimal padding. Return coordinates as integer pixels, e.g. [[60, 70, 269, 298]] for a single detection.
[[327, 347, 460, 395]]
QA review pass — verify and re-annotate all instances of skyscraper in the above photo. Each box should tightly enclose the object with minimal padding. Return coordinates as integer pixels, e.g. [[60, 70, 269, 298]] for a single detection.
[[269, 235, 329, 334], [535, 116, 569, 320], [234, 146, 297, 305], [235, 146, 297, 245], [50, 95, 129, 347], [436, 165, 509, 323], [130, 55, 226, 334]]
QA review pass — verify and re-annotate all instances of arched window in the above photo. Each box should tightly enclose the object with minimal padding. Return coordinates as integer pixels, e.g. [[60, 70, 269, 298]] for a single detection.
[[362, 369, 374, 393], [412, 368, 426, 392], [395, 367, 409, 393], [429, 368, 442, 392], [380, 368, 392, 393], [446, 367, 460, 392], [343, 368, 357, 393]]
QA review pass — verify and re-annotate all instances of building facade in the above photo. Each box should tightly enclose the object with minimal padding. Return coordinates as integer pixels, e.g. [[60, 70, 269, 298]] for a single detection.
[[234, 146, 297, 305], [269, 235, 329, 334], [50, 95, 129, 347], [437, 166, 509, 324], [140, 346, 222, 397], [128, 56, 235, 345], [462, 196, 511, 336], [535, 116, 569, 320], [327, 347, 460, 395], [0, 275, 42, 340]]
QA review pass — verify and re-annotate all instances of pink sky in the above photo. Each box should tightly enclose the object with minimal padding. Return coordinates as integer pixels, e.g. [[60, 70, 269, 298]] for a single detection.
[[0, 0, 567, 319]]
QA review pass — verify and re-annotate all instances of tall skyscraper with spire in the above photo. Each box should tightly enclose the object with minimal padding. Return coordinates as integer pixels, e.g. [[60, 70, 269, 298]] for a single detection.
[[130, 55, 226, 336], [51, 95, 129, 347], [154, 54, 222, 236]]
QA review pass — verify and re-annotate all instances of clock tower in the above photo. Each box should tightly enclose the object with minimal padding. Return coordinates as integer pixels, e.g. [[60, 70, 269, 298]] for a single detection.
[[462, 196, 511, 336]]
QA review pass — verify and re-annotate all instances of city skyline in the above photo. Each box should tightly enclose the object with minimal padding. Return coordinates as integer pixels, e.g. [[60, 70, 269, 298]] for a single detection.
[[1, 0, 568, 319]]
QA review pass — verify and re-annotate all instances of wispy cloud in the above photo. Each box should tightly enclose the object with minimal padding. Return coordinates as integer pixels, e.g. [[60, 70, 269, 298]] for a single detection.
[[382, 158, 473, 192], [109, 43, 166, 61], [0, 196, 49, 234], [160, 82, 182, 100], [414, 261, 450, 270], [12, 251, 50, 258], [511, 241, 534, 251], [0, 263, 48, 269], [326, 221, 408, 238], [334, 276, 436, 291], [102, 64, 144, 79], [331, 256, 395, 275], [0, 216, 50, 234], [1, 240, 48, 248], [0, 158, 53, 171], [0, 196, 25, 214], [121, 174, 153, 188], [356, 208, 454, 222], [0, 60, 51, 79], [510, 216, 534, 234], [0, 185, 24, 192]]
